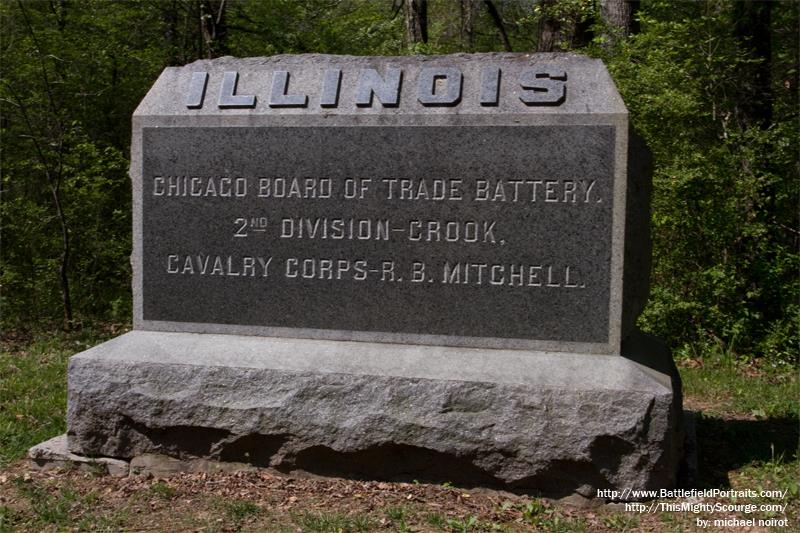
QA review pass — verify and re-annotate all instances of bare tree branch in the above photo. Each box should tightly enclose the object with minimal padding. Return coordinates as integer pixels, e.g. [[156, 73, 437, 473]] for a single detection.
[[484, 0, 512, 52]]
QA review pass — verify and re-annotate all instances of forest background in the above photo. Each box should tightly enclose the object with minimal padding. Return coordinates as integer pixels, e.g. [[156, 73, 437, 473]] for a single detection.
[[1, 0, 798, 369]]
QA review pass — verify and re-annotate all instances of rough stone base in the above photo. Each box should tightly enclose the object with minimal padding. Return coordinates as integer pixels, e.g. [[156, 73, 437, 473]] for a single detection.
[[28, 435, 262, 478], [28, 435, 129, 477], [67, 330, 683, 497]]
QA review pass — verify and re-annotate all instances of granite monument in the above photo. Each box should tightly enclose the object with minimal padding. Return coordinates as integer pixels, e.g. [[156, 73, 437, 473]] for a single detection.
[[64, 53, 683, 496]]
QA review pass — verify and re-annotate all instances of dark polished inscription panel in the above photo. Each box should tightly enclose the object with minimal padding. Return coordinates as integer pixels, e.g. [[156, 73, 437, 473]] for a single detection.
[[142, 125, 614, 343]]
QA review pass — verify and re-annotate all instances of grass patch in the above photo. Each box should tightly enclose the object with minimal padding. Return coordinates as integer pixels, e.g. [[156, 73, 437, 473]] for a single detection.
[[444, 514, 513, 532], [13, 477, 78, 526], [733, 449, 800, 502], [601, 512, 640, 531], [678, 354, 799, 492], [515, 500, 587, 532], [218, 497, 263, 523], [74, 507, 131, 532], [291, 510, 376, 532], [0, 330, 797, 532], [0, 505, 16, 533], [9, 477, 125, 529], [681, 363, 799, 419], [384, 504, 412, 531], [148, 480, 177, 500], [0, 324, 126, 467], [445, 514, 479, 532], [424, 511, 447, 529]]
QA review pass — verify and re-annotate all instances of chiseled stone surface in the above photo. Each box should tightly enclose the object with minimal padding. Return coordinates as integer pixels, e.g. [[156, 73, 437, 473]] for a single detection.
[[28, 434, 129, 477], [67, 330, 682, 496], [141, 125, 616, 347], [62, 53, 681, 495], [131, 53, 639, 356]]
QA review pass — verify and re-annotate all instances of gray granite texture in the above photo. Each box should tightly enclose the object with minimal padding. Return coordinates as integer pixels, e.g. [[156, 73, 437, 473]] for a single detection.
[[622, 130, 653, 335], [142, 125, 614, 344], [28, 435, 129, 477], [67, 330, 683, 496], [131, 53, 643, 356]]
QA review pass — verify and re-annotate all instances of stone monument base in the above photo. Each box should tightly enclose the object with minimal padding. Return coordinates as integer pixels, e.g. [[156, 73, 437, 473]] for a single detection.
[[67, 330, 683, 497]]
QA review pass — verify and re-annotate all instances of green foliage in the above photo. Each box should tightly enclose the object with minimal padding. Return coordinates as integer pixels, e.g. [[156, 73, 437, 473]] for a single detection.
[[1, 0, 159, 329], [530, 0, 596, 49], [227, 1, 404, 56], [425, 511, 448, 529], [741, 448, 800, 503], [3, 130, 134, 325], [384, 505, 412, 531], [0, 505, 15, 533], [1, 0, 797, 368], [446, 514, 478, 532], [599, 1, 799, 365], [520, 499, 547, 523]]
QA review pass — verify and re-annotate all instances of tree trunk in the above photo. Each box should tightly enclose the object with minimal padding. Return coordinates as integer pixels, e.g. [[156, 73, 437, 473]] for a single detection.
[[200, 0, 228, 58], [599, 0, 634, 48], [460, 0, 476, 51], [484, 1, 512, 52], [734, 0, 772, 128], [48, 0, 68, 31], [571, 16, 593, 49], [404, 0, 428, 45], [51, 182, 73, 330], [537, 0, 561, 52], [163, 0, 181, 65]]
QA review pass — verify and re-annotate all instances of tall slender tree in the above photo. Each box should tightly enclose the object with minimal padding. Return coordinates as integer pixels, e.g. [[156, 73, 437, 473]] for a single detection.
[[460, 0, 476, 51], [200, 0, 228, 58], [404, 0, 428, 45], [733, 0, 772, 128]]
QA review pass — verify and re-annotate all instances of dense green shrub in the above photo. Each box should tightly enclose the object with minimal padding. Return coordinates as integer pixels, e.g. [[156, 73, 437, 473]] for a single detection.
[[601, 1, 799, 365]]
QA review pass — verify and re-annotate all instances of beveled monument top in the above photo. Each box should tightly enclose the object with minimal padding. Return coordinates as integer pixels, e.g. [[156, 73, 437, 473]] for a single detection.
[[134, 53, 626, 118]]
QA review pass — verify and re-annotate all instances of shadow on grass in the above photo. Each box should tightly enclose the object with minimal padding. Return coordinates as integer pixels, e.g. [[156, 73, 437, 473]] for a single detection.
[[694, 413, 799, 488]]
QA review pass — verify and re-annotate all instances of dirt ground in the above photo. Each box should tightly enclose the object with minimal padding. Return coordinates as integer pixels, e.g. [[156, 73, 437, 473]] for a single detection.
[[3, 457, 794, 532]]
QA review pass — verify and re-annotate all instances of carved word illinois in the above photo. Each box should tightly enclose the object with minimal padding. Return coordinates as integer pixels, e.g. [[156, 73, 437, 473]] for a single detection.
[[185, 67, 567, 109]]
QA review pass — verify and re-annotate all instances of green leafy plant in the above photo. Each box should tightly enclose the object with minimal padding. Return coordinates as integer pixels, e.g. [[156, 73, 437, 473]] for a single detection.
[[291, 510, 376, 533], [148, 481, 176, 500], [446, 514, 478, 533], [222, 499, 262, 522]]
